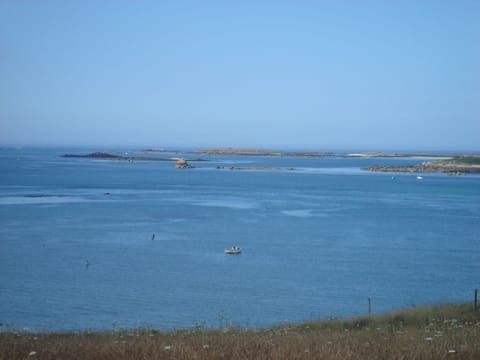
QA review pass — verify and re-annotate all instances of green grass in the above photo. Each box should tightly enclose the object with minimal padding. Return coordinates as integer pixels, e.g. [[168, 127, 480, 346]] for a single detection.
[[439, 156, 480, 165], [454, 156, 480, 165], [1, 303, 479, 359]]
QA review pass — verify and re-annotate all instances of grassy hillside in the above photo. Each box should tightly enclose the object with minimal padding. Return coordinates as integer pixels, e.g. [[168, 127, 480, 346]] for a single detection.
[[1, 303, 479, 359], [450, 156, 480, 165]]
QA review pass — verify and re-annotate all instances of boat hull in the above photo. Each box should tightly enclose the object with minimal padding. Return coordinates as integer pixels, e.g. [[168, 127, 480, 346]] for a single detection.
[[224, 248, 241, 254]]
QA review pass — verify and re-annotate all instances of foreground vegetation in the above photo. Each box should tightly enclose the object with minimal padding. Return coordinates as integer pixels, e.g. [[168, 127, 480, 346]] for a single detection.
[[1, 303, 479, 359]]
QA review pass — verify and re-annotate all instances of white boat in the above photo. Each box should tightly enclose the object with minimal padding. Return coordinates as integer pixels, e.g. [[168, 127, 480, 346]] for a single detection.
[[417, 176, 424, 180], [224, 246, 241, 254]]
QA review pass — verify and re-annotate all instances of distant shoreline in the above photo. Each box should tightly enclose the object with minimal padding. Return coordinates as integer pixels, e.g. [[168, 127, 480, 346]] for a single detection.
[[61, 150, 480, 175], [366, 156, 480, 175], [65, 148, 480, 159], [62, 152, 206, 163], [192, 147, 461, 158]]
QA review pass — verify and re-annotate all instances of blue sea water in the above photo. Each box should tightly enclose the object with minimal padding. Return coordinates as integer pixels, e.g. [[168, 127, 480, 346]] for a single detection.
[[0, 147, 479, 332]]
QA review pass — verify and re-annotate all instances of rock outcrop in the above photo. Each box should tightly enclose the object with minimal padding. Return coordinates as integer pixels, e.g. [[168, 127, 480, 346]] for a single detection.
[[175, 159, 194, 169]]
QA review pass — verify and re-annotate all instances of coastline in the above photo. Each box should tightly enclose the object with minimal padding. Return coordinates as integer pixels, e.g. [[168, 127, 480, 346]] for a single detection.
[[62, 152, 206, 163], [366, 156, 480, 175], [2, 146, 477, 358], [61, 149, 480, 175], [60, 149, 480, 175], [62, 148, 480, 161], [192, 147, 463, 158]]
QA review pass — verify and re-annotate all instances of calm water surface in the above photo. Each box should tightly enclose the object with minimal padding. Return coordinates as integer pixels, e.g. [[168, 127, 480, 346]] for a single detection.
[[0, 148, 479, 331]]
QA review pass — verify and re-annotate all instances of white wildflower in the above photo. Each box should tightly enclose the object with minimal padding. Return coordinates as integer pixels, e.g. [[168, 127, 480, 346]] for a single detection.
[[28, 351, 37, 356]]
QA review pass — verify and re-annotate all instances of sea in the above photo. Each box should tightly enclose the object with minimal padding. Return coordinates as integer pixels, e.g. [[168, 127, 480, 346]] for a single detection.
[[0, 147, 479, 332]]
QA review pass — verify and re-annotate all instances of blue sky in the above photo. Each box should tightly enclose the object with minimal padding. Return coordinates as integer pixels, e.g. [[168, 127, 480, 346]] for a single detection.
[[1, 1, 479, 151]]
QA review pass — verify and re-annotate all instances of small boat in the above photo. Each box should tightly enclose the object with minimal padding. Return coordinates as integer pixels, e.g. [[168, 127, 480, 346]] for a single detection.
[[224, 246, 242, 254], [417, 176, 424, 180]]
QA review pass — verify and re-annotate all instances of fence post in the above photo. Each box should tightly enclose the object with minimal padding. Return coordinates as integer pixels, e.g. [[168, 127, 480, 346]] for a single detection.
[[475, 289, 478, 311]]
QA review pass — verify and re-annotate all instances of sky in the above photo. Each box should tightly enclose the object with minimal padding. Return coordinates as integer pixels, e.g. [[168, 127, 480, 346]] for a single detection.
[[0, 1, 479, 151]]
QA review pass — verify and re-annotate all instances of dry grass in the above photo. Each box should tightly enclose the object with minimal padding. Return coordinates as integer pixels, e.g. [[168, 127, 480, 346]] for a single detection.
[[1, 303, 479, 359]]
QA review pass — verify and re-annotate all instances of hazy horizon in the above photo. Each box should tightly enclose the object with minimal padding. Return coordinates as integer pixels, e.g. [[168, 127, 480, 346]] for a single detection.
[[1, 1, 479, 151], [2, 143, 479, 155]]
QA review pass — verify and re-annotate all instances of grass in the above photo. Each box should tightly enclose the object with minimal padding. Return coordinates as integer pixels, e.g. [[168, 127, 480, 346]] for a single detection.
[[1, 303, 479, 359], [452, 157, 480, 165], [437, 156, 480, 166]]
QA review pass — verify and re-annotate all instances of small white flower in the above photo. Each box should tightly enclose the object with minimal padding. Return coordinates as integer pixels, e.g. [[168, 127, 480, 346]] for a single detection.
[[28, 351, 37, 356]]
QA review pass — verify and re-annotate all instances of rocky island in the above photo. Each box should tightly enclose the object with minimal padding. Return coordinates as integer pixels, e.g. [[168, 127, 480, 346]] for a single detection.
[[62, 152, 203, 166], [366, 156, 480, 175], [62, 151, 175, 161]]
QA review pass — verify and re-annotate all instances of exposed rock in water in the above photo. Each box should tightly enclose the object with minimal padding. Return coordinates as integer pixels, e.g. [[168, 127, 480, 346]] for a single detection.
[[175, 159, 194, 169]]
